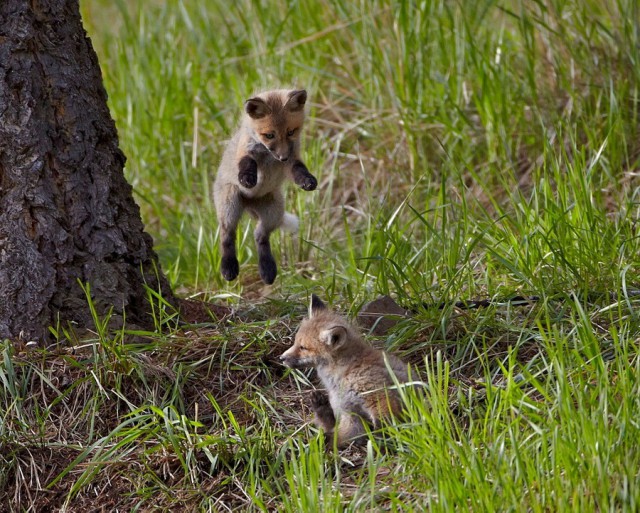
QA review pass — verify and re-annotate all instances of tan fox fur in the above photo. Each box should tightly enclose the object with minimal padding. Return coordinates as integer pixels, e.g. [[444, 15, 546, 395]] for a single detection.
[[280, 295, 410, 447], [213, 89, 317, 285]]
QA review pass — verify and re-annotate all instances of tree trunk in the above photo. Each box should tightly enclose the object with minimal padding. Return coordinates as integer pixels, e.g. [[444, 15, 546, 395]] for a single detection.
[[0, 0, 174, 341]]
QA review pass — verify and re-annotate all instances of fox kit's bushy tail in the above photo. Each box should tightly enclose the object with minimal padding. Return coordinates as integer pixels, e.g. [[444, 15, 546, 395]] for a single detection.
[[213, 88, 317, 284], [281, 212, 299, 233]]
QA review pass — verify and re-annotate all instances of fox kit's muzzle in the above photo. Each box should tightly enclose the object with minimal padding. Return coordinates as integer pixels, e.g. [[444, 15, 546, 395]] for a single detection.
[[279, 349, 295, 367], [268, 140, 293, 162]]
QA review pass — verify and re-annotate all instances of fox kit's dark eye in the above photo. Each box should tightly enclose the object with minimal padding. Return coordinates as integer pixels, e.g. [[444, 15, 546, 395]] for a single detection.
[[263, 133, 275, 140], [298, 345, 307, 351], [287, 129, 296, 137]]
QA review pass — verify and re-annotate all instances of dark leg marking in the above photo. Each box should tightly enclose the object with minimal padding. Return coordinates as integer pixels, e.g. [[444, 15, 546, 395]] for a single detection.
[[255, 231, 277, 284], [220, 231, 239, 281], [311, 390, 336, 431], [238, 156, 258, 188], [292, 160, 317, 191]]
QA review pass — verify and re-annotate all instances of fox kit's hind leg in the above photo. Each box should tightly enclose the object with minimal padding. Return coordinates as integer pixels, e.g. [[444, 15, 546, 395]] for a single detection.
[[214, 184, 243, 281], [248, 191, 285, 284], [310, 390, 367, 447], [336, 414, 367, 447]]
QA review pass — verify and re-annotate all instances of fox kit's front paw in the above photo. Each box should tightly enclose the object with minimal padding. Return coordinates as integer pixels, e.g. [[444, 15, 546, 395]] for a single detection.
[[297, 174, 317, 191], [311, 390, 336, 431], [292, 160, 317, 191], [238, 156, 258, 188], [311, 390, 330, 411], [220, 254, 239, 281]]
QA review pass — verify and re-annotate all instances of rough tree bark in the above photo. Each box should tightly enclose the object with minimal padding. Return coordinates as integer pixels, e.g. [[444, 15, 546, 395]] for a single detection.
[[0, 0, 175, 341]]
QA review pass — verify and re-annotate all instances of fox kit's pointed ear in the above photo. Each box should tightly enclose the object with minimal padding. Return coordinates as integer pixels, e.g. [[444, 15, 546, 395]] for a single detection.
[[285, 89, 307, 112], [245, 97, 271, 119], [309, 294, 326, 318], [319, 326, 347, 348]]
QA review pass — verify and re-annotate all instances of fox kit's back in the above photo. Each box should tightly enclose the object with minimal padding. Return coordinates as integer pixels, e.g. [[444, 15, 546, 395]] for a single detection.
[[213, 89, 317, 284]]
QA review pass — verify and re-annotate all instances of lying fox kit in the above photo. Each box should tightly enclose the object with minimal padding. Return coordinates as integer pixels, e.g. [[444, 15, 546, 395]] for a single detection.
[[213, 89, 318, 284], [280, 295, 410, 447]]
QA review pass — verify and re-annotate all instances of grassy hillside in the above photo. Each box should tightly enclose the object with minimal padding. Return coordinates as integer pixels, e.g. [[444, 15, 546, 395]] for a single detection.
[[2, 0, 639, 510]]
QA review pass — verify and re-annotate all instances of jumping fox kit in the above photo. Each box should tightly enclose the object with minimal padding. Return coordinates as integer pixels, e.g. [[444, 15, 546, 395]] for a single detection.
[[213, 89, 318, 285], [280, 295, 410, 447]]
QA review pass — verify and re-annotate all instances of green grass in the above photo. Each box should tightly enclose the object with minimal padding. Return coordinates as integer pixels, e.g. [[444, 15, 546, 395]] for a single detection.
[[2, 0, 640, 510]]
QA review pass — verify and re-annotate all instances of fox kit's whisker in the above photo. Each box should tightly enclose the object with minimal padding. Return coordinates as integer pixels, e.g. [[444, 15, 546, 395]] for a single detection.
[[213, 88, 318, 284]]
